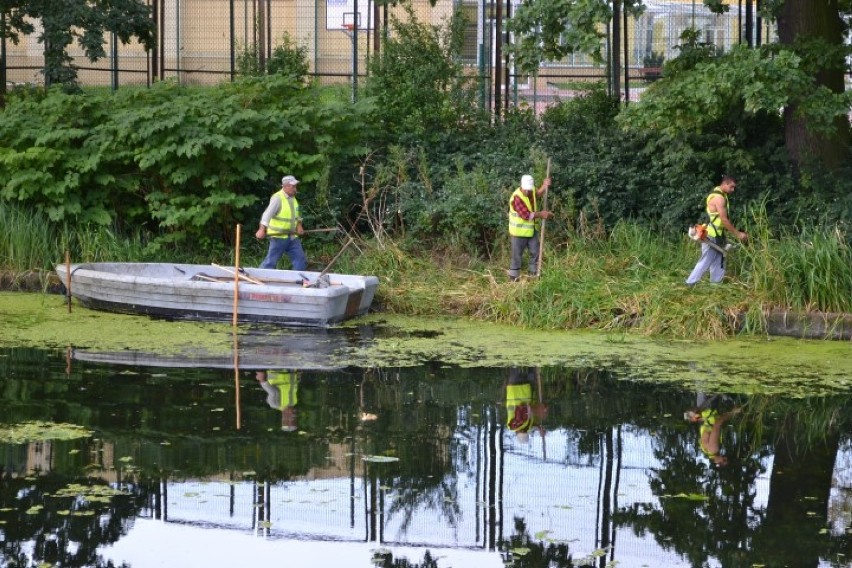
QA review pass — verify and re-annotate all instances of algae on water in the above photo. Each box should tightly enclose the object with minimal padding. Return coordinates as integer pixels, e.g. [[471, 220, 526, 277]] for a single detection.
[[0, 421, 93, 444], [1, 292, 850, 397]]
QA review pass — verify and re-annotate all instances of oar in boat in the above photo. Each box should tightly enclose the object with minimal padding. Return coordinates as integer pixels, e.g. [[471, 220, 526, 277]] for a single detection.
[[302, 237, 355, 288], [212, 263, 266, 285]]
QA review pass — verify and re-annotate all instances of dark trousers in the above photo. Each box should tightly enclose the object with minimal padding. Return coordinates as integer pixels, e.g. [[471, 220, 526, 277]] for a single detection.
[[508, 233, 540, 278]]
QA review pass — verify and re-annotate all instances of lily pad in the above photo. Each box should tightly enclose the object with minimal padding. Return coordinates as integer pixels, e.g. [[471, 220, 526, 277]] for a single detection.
[[662, 492, 709, 501], [362, 455, 400, 463], [0, 421, 92, 444]]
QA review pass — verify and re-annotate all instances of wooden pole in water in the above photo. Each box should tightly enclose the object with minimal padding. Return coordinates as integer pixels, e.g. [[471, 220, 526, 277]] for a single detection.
[[232, 224, 241, 327], [65, 250, 72, 312], [233, 330, 241, 430], [536, 158, 551, 277], [536, 366, 547, 460]]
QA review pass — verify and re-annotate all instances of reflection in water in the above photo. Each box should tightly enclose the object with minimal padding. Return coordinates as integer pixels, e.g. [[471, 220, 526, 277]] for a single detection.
[[0, 346, 850, 567], [504, 367, 548, 446], [684, 393, 742, 467], [256, 369, 300, 431]]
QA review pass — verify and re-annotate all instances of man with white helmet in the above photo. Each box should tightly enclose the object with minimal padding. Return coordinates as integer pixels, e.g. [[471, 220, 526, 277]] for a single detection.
[[507, 174, 552, 281]]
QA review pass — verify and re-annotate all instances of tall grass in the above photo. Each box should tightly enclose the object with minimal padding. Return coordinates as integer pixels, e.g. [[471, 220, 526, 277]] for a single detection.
[[1, 202, 151, 284], [0, 202, 59, 274], [492, 222, 753, 338], [341, 219, 850, 338], [741, 204, 851, 313], [4, 199, 850, 337]]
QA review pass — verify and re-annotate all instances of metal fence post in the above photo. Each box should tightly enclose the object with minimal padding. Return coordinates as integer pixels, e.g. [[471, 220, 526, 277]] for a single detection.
[[230, 0, 236, 80], [111, 32, 119, 91], [1, 12, 6, 102]]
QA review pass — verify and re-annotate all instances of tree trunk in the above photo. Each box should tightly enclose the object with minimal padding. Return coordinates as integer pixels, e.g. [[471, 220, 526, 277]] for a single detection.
[[776, 0, 850, 169], [752, 415, 840, 567], [611, 0, 621, 102]]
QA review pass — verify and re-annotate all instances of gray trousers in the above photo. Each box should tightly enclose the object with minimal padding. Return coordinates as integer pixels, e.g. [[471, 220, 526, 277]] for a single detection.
[[686, 241, 725, 284], [508, 234, 540, 278]]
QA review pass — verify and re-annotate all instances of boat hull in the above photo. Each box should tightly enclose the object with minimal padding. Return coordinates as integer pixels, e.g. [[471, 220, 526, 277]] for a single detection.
[[54, 262, 379, 327]]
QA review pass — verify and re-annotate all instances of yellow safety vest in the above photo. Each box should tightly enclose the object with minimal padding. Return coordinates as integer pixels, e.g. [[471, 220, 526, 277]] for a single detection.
[[699, 408, 721, 458], [268, 190, 300, 237], [506, 382, 533, 432], [268, 371, 298, 410], [508, 188, 538, 237], [705, 189, 728, 238]]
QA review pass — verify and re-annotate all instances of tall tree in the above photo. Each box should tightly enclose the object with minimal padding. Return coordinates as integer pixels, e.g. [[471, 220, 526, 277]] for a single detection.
[[508, 0, 647, 104], [774, 0, 851, 169], [0, 0, 155, 90], [509, 0, 851, 170]]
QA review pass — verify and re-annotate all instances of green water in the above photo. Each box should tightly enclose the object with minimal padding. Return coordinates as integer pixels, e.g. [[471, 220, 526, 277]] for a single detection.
[[0, 324, 850, 567]]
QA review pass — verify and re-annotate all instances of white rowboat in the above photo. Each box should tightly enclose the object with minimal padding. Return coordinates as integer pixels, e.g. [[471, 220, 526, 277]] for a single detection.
[[54, 262, 379, 327]]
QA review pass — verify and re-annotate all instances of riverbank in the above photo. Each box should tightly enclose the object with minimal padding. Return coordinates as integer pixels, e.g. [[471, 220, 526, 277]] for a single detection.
[[2, 261, 850, 341], [1, 291, 849, 396]]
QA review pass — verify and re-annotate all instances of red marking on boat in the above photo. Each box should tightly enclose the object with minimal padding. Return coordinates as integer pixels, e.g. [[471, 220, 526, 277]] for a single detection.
[[242, 292, 292, 303]]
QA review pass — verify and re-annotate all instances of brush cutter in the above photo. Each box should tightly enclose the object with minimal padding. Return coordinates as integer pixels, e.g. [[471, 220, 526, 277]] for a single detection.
[[688, 224, 735, 256]]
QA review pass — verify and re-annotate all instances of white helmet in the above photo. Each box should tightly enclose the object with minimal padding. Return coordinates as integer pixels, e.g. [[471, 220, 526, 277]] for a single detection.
[[520, 175, 535, 190]]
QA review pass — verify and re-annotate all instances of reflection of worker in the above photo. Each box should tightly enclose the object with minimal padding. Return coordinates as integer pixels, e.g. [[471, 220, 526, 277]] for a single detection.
[[504, 367, 548, 443], [358, 373, 379, 422], [685, 394, 740, 466], [256, 370, 299, 432]]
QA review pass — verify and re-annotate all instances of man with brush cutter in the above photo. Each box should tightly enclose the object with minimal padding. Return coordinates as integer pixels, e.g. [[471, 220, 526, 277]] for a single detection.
[[685, 175, 748, 287]]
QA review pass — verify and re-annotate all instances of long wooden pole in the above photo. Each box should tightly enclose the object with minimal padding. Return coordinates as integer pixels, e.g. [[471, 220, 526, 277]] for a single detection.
[[301, 227, 339, 234], [536, 367, 546, 460], [213, 263, 265, 285], [233, 329, 241, 430], [258, 227, 338, 237], [232, 224, 241, 327], [536, 158, 551, 276], [306, 237, 355, 287]]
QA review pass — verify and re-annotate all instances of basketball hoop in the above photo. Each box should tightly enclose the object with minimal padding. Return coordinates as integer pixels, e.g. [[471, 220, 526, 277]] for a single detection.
[[342, 24, 354, 32]]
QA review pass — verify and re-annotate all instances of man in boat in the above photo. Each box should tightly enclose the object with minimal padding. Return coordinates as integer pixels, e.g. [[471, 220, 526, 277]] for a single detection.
[[685, 175, 748, 287], [507, 174, 552, 282], [256, 175, 307, 271]]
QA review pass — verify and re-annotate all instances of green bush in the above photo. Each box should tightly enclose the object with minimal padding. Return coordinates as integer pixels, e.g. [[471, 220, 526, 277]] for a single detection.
[[0, 76, 371, 253], [364, 3, 483, 147], [266, 33, 310, 82]]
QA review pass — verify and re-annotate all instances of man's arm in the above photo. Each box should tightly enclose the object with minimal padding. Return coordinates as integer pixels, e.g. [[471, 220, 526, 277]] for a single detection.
[[512, 195, 535, 221], [255, 195, 282, 239], [708, 195, 747, 241]]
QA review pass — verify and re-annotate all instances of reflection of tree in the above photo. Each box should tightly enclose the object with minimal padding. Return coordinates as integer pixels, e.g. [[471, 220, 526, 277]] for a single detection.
[[370, 549, 440, 568], [370, 533, 576, 568], [499, 517, 574, 568], [0, 471, 148, 567], [384, 466, 461, 535], [615, 425, 766, 566], [615, 395, 851, 567], [362, 366, 463, 536], [749, 397, 851, 567]]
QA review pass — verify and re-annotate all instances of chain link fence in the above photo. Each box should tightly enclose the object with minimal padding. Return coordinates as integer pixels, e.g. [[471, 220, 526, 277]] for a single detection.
[[1, 0, 789, 110]]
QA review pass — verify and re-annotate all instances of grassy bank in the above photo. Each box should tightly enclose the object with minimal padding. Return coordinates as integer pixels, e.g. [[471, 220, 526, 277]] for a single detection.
[[2, 203, 849, 340], [339, 218, 850, 339]]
